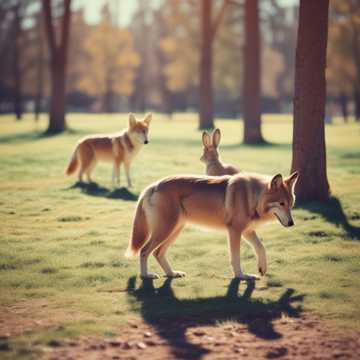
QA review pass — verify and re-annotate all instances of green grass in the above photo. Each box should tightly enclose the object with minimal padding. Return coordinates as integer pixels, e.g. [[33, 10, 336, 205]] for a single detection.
[[0, 113, 359, 357]]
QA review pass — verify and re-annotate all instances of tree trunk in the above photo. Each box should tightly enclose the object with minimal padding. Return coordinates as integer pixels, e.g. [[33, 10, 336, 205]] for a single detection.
[[291, 0, 330, 202], [13, 1, 22, 120], [35, 13, 44, 122], [42, 0, 71, 134], [243, 0, 264, 143], [354, 87, 360, 121], [48, 58, 66, 133], [338, 92, 348, 123], [199, 0, 214, 130]]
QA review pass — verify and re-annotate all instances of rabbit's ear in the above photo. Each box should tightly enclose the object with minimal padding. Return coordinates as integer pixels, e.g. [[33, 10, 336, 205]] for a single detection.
[[212, 128, 221, 148], [202, 132, 211, 148]]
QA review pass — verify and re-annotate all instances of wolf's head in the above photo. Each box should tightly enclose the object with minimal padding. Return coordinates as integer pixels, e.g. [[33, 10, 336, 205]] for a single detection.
[[128, 113, 152, 145], [260, 172, 299, 227]]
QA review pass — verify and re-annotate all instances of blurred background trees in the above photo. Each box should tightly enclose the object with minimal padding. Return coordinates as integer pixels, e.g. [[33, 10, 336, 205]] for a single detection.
[[0, 0, 359, 130]]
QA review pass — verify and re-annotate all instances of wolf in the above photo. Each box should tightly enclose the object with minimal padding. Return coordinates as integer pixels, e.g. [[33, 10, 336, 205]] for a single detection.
[[125, 171, 299, 280], [65, 113, 151, 187]]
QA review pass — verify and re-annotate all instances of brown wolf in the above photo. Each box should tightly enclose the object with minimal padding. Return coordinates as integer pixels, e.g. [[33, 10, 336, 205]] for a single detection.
[[125, 171, 299, 280], [201, 128, 239, 175], [65, 113, 151, 187]]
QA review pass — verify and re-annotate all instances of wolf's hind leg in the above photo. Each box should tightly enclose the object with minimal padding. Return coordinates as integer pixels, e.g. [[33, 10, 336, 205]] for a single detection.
[[139, 209, 180, 279], [153, 224, 185, 278]]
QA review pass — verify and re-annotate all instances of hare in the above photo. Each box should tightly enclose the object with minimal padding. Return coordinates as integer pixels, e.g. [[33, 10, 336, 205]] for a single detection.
[[200, 128, 239, 176]]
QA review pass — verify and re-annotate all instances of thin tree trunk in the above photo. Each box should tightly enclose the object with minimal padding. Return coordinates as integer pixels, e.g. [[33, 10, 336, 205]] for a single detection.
[[354, 87, 360, 121], [243, 0, 264, 143], [291, 0, 330, 202], [13, 1, 22, 120], [35, 13, 44, 122], [199, 0, 214, 130], [338, 92, 348, 123]]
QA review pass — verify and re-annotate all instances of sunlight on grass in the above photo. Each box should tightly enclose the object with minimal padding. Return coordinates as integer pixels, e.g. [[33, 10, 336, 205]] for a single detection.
[[0, 113, 359, 355]]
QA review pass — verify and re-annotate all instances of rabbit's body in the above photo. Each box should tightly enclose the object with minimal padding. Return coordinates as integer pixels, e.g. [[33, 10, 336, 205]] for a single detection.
[[206, 160, 239, 176], [201, 129, 240, 176]]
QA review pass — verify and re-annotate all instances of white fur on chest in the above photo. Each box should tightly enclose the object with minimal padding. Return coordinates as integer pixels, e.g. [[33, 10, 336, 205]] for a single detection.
[[120, 137, 143, 161]]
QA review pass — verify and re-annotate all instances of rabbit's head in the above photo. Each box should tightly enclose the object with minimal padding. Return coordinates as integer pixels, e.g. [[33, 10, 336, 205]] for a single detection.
[[200, 128, 221, 164]]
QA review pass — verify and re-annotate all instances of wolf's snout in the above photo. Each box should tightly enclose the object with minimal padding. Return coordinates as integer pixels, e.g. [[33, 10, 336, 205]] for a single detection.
[[144, 140, 149, 144], [287, 219, 294, 227]]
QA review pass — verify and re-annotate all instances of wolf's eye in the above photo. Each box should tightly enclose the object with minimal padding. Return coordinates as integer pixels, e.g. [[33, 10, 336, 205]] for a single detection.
[[279, 202, 285, 206]]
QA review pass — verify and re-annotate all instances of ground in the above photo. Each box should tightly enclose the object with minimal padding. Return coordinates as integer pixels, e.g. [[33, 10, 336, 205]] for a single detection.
[[0, 113, 359, 359]]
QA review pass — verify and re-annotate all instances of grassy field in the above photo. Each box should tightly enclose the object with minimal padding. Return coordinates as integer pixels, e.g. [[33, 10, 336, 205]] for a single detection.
[[0, 113, 359, 358]]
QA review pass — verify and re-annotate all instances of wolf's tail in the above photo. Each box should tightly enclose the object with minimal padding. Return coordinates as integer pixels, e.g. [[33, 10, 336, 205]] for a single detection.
[[125, 194, 149, 258], [65, 146, 79, 176]]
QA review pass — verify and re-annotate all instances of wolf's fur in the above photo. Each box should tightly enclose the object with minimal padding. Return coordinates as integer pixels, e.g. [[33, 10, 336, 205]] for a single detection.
[[65, 113, 151, 187], [126, 171, 299, 280], [201, 128, 239, 176]]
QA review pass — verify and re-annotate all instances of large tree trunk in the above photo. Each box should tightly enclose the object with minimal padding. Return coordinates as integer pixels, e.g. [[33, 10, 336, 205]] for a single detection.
[[199, 0, 214, 130], [291, 0, 330, 202], [42, 0, 71, 134], [243, 0, 264, 144]]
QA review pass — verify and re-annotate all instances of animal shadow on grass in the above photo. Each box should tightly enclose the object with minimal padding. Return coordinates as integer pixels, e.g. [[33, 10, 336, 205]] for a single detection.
[[69, 181, 138, 201], [126, 276, 304, 360], [299, 196, 360, 240]]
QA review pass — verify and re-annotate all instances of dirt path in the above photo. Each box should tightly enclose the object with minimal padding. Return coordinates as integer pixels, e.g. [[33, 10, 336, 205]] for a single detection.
[[38, 315, 360, 360], [1, 299, 359, 359]]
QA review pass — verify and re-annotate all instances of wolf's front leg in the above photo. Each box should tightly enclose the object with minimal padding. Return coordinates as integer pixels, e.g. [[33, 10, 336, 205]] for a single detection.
[[112, 163, 120, 187], [228, 227, 259, 280], [243, 230, 267, 276], [124, 162, 132, 188]]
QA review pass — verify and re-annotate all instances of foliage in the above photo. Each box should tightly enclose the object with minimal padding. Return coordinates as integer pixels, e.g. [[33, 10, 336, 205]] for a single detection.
[[77, 5, 140, 110]]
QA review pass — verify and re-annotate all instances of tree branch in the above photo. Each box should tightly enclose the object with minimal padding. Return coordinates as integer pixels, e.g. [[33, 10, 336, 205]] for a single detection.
[[211, 0, 230, 41]]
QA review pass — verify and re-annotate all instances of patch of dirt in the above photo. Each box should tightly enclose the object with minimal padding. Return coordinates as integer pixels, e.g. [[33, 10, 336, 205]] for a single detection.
[[37, 315, 360, 360], [0, 299, 88, 338]]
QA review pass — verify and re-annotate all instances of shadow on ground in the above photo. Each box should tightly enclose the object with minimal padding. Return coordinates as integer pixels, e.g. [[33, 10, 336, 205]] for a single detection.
[[299, 196, 360, 240], [69, 181, 138, 201], [0, 128, 89, 144], [126, 276, 304, 360]]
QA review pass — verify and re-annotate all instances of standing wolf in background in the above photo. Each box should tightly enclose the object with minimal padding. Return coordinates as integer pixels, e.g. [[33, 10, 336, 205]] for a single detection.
[[65, 113, 152, 187], [201, 128, 239, 176], [126, 171, 299, 280]]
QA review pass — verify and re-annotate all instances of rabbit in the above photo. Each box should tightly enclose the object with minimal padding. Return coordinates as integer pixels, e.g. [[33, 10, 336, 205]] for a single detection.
[[200, 128, 239, 176]]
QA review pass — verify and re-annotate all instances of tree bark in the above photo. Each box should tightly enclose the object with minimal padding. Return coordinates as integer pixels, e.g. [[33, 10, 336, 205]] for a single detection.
[[42, 0, 71, 134], [291, 0, 330, 202], [199, 0, 214, 130], [35, 13, 44, 121], [243, 0, 264, 144], [354, 87, 360, 121], [13, 1, 22, 120], [338, 92, 348, 123]]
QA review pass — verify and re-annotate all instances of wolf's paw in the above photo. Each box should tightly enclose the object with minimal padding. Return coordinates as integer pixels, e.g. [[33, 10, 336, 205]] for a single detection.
[[141, 272, 160, 279], [167, 271, 186, 278], [258, 258, 267, 276], [235, 273, 259, 281]]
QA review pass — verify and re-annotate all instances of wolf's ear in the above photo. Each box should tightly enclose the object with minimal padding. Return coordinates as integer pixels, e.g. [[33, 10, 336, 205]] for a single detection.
[[285, 171, 299, 190], [212, 128, 221, 148], [202, 132, 211, 148], [143, 113, 152, 126], [270, 174, 283, 190], [129, 113, 137, 128]]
